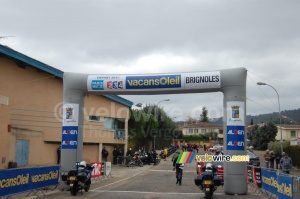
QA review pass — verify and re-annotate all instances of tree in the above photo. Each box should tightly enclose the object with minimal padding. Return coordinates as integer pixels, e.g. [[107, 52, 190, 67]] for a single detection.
[[200, 107, 209, 122], [249, 123, 278, 150], [128, 105, 178, 150]]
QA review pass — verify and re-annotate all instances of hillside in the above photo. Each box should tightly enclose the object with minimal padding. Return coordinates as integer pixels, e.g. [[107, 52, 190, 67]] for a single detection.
[[176, 108, 300, 127]]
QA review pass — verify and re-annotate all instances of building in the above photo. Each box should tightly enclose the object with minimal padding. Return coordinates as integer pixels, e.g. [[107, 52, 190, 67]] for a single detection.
[[0, 44, 133, 169], [247, 123, 300, 145], [180, 122, 223, 144], [276, 125, 300, 142]]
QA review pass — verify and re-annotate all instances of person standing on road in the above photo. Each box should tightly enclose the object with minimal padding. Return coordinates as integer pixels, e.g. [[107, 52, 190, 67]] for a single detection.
[[264, 149, 270, 168], [280, 152, 292, 174], [172, 152, 185, 185], [113, 147, 119, 165], [164, 147, 168, 161], [275, 151, 281, 169], [102, 147, 109, 162], [270, 150, 275, 169]]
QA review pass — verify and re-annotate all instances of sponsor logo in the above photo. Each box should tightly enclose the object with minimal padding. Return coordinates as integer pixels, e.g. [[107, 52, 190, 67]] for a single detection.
[[227, 141, 245, 147], [66, 107, 73, 119], [62, 130, 78, 134], [227, 129, 244, 135], [231, 105, 240, 119], [126, 75, 181, 89], [62, 140, 78, 146], [185, 75, 220, 84], [107, 81, 124, 89], [91, 80, 104, 90]]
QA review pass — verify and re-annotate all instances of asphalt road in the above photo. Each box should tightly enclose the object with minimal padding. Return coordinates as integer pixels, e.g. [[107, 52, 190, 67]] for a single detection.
[[21, 150, 267, 199]]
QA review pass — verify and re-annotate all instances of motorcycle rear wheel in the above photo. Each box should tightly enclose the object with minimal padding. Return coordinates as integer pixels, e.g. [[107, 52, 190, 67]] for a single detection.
[[205, 192, 212, 199], [84, 184, 90, 192], [138, 161, 144, 167], [70, 184, 78, 196]]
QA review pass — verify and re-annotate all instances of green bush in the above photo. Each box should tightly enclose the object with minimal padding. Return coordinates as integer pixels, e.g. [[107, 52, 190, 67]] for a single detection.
[[268, 141, 290, 153], [285, 145, 300, 169]]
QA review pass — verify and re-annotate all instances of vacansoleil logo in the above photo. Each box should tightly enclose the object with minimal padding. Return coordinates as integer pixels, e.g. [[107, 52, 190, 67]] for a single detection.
[[195, 153, 250, 162]]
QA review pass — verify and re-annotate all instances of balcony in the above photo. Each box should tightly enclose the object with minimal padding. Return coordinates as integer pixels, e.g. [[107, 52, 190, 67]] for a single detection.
[[114, 129, 125, 139]]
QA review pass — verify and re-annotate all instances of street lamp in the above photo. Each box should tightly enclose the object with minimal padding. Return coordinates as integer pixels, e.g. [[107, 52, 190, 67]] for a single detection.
[[156, 99, 170, 120], [257, 82, 283, 154]]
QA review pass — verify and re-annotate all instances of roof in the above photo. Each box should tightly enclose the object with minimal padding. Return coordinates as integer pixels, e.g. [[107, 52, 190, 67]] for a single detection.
[[0, 44, 133, 108], [0, 44, 64, 78], [180, 122, 222, 129]]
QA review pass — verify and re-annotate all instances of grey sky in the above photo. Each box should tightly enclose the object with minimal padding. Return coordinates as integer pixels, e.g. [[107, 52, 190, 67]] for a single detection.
[[1, 0, 300, 121]]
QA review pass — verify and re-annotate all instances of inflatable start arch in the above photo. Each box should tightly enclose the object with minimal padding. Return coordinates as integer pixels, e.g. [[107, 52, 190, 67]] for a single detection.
[[61, 67, 247, 195]]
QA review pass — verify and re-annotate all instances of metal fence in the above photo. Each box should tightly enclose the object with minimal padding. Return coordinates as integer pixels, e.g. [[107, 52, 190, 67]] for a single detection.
[[247, 166, 300, 199]]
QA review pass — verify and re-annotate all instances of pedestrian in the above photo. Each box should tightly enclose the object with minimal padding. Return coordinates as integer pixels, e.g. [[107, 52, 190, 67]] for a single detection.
[[172, 150, 185, 185], [113, 147, 119, 165], [101, 147, 109, 162], [270, 150, 275, 169], [57, 146, 61, 164], [280, 152, 292, 174], [147, 150, 153, 165], [152, 149, 157, 165], [275, 151, 281, 169], [264, 149, 270, 168], [204, 144, 206, 152], [164, 147, 168, 161], [171, 149, 180, 162]]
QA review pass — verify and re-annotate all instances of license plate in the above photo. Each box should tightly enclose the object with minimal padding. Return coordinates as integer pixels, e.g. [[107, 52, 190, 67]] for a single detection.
[[204, 180, 211, 185], [70, 183, 73, 187], [206, 188, 210, 191], [69, 176, 76, 180]]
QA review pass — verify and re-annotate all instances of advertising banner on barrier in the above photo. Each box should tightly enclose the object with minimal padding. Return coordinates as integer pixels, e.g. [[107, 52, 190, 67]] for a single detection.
[[91, 162, 103, 178], [247, 166, 252, 182], [261, 168, 278, 195], [277, 175, 293, 199], [0, 166, 59, 197], [252, 167, 262, 188], [105, 162, 112, 177]]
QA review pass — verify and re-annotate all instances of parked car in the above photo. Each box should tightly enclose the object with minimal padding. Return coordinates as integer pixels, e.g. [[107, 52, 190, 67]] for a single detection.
[[196, 161, 224, 184], [208, 144, 223, 153], [247, 150, 260, 167]]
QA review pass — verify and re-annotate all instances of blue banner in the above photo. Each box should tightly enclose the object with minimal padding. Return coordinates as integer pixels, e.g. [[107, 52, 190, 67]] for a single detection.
[[226, 126, 245, 150], [277, 175, 293, 199], [126, 75, 181, 89], [0, 166, 59, 197], [261, 168, 278, 194], [62, 126, 78, 149]]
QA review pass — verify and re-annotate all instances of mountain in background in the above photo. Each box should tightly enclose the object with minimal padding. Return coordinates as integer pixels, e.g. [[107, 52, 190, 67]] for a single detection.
[[176, 108, 300, 127]]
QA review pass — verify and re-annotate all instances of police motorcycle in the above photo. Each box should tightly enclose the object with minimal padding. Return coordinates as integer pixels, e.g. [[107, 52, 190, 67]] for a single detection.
[[62, 161, 94, 196], [126, 153, 144, 167], [194, 163, 222, 199]]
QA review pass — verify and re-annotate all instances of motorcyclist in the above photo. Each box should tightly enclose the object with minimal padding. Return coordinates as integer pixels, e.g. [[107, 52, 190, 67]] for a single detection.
[[78, 161, 92, 181], [201, 163, 218, 176]]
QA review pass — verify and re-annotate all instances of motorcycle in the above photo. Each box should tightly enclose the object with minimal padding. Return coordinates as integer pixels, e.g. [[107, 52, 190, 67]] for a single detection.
[[194, 163, 221, 199], [62, 161, 94, 196], [126, 154, 144, 167]]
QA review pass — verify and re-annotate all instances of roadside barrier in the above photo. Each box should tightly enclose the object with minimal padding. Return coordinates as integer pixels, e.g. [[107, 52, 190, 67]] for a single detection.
[[0, 165, 60, 198], [247, 166, 299, 199]]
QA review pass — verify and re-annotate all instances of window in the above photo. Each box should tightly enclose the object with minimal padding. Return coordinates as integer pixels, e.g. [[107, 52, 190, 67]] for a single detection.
[[194, 129, 198, 134], [290, 131, 296, 137], [89, 115, 100, 122], [104, 117, 115, 129], [201, 129, 206, 134], [189, 128, 193, 134]]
